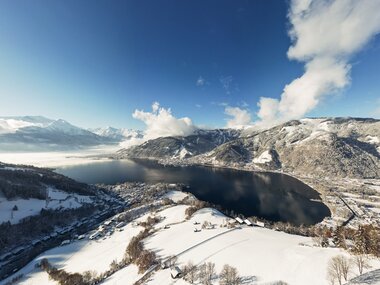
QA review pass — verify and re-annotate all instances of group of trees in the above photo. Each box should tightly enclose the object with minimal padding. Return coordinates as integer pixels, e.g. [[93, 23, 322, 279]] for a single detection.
[[326, 254, 372, 285], [351, 225, 380, 257], [40, 258, 96, 285], [310, 224, 380, 257], [182, 261, 242, 285], [185, 200, 209, 219], [124, 216, 159, 273], [325, 225, 380, 284]]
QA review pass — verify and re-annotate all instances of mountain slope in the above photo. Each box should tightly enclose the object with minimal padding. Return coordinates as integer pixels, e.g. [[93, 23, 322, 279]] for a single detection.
[[115, 129, 241, 159], [117, 118, 380, 179]]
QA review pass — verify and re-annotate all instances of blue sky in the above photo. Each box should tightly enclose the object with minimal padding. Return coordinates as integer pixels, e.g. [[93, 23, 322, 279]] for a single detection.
[[0, 0, 379, 129]]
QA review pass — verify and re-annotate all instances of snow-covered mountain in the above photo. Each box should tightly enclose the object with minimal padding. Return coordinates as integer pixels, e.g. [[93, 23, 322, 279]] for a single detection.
[[0, 116, 119, 151], [115, 128, 241, 160], [90, 126, 143, 142], [116, 117, 380, 179]]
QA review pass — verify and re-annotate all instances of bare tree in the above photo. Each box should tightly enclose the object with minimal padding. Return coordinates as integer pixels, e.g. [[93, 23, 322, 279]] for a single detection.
[[182, 261, 198, 284], [136, 250, 157, 273], [198, 262, 216, 285], [220, 264, 242, 285], [352, 254, 371, 275], [340, 256, 351, 282], [198, 263, 207, 284], [205, 262, 216, 284], [110, 259, 119, 272], [82, 270, 97, 283], [327, 255, 351, 285]]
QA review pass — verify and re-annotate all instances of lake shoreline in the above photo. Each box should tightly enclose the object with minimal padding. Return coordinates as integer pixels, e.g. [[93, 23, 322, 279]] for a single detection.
[[57, 157, 331, 226]]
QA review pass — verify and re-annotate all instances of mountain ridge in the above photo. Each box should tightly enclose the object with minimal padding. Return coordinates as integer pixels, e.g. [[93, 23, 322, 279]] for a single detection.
[[117, 117, 380, 179]]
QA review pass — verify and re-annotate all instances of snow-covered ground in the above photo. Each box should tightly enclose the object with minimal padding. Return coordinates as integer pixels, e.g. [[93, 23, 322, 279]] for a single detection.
[[0, 188, 92, 224], [2, 204, 379, 285], [252, 150, 272, 164], [162, 190, 190, 203], [0, 222, 143, 285]]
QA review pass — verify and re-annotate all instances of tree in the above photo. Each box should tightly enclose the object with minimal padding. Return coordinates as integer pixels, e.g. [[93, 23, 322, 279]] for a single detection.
[[219, 264, 242, 285], [332, 226, 346, 249], [321, 236, 329, 248], [12, 205, 18, 211], [40, 258, 51, 271], [82, 270, 97, 284], [182, 261, 198, 284], [110, 259, 119, 272], [205, 262, 216, 284], [340, 255, 351, 282], [352, 254, 371, 275], [126, 237, 143, 261], [327, 255, 351, 285], [136, 250, 157, 273], [198, 262, 216, 285]]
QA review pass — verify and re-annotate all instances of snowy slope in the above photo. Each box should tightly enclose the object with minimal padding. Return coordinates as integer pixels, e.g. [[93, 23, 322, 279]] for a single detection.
[[2, 203, 379, 285], [0, 223, 143, 285], [0, 188, 92, 224]]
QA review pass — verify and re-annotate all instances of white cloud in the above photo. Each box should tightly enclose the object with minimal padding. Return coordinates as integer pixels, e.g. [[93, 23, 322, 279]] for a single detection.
[[196, 76, 206, 87], [224, 106, 252, 129], [256, 0, 380, 127], [132, 102, 196, 140]]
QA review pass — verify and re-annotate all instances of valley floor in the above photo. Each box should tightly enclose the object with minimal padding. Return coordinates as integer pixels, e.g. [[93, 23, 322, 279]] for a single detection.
[[2, 191, 379, 285]]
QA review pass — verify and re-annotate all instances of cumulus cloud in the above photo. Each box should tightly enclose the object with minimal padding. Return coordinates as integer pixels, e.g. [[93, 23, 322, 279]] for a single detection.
[[256, 0, 380, 127], [225, 106, 252, 129], [132, 102, 196, 140]]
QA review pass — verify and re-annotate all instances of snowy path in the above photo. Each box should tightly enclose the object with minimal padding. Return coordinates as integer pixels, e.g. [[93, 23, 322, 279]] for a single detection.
[[174, 227, 238, 259]]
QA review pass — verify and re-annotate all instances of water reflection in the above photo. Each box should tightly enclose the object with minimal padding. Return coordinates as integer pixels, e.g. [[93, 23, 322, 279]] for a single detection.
[[57, 159, 330, 226]]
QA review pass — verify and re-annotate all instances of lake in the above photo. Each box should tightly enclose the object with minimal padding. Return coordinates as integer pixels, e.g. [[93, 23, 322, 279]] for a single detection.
[[57, 159, 330, 226]]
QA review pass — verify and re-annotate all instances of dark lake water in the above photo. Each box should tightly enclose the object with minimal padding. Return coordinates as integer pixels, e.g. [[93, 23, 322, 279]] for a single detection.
[[57, 159, 330, 226]]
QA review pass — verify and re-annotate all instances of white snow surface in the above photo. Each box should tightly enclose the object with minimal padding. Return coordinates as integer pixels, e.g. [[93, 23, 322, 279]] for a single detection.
[[143, 207, 379, 285], [0, 223, 144, 285], [253, 150, 272, 164], [0, 188, 92, 224], [3, 205, 380, 285], [367, 136, 379, 144], [162, 190, 189, 203]]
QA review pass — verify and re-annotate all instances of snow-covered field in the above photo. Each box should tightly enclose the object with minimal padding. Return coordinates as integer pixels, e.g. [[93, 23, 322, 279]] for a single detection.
[[2, 203, 379, 285], [162, 190, 190, 203], [0, 188, 92, 224], [0, 222, 143, 285]]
